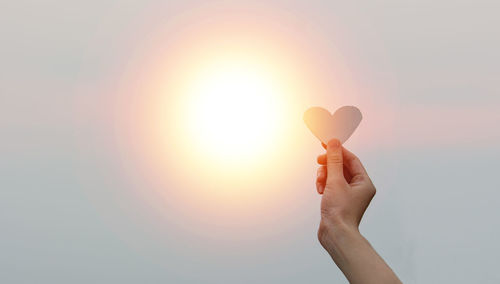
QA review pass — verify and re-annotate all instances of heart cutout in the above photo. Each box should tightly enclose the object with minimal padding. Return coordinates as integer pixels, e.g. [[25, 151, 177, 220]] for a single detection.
[[303, 106, 362, 145]]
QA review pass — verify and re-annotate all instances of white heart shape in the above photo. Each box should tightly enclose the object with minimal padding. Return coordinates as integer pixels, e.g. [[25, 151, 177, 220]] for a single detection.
[[303, 106, 362, 144]]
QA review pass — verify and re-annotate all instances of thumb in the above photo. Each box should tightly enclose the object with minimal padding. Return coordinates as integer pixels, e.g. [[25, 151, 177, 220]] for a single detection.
[[326, 139, 346, 186]]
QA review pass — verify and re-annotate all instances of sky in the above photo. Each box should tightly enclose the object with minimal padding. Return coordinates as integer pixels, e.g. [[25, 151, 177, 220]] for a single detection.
[[1, 0, 500, 283]]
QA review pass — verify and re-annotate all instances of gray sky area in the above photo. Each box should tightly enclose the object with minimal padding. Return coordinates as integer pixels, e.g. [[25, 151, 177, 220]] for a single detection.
[[2, 1, 500, 283]]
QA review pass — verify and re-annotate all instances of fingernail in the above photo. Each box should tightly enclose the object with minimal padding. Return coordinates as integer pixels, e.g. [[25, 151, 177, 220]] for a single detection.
[[319, 184, 325, 194], [328, 139, 341, 149]]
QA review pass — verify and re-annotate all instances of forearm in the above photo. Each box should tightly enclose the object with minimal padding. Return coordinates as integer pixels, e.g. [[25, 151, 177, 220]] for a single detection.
[[319, 222, 401, 284]]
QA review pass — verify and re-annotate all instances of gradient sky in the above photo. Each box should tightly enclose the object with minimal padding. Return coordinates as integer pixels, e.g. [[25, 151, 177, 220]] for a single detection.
[[2, 1, 500, 283]]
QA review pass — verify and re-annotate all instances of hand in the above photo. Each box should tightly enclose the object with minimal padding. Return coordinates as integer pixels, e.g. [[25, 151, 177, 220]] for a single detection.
[[313, 139, 401, 283], [315, 139, 376, 242]]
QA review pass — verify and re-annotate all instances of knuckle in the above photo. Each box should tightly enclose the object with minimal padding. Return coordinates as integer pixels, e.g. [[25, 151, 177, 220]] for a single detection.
[[327, 154, 343, 165], [317, 221, 330, 245], [364, 184, 376, 198], [352, 156, 361, 165], [367, 179, 376, 194]]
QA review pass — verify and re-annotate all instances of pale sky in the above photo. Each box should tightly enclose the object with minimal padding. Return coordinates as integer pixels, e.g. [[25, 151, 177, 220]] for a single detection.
[[2, 1, 500, 283]]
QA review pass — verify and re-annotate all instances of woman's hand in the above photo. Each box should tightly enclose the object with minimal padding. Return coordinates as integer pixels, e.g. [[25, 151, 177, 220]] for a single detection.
[[314, 139, 401, 284], [315, 139, 376, 234]]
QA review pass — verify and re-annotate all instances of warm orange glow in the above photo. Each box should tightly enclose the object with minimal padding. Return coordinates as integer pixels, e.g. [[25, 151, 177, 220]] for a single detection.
[[148, 33, 314, 208], [110, 8, 366, 238], [180, 55, 288, 166]]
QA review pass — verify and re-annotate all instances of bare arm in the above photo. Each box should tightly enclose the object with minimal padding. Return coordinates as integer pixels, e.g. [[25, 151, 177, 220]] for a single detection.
[[315, 139, 401, 284]]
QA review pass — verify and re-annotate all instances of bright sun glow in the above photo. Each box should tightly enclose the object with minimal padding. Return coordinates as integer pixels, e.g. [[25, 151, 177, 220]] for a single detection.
[[117, 12, 335, 234], [184, 58, 286, 165], [151, 37, 309, 201]]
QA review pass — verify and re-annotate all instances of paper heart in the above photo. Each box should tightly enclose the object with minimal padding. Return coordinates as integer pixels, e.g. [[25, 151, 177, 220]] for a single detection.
[[303, 106, 362, 145]]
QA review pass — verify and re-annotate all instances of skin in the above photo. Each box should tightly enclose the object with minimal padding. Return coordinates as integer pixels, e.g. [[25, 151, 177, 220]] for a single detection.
[[315, 139, 402, 284]]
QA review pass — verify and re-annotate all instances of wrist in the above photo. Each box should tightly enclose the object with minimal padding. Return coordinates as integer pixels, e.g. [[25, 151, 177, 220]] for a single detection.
[[318, 218, 361, 252]]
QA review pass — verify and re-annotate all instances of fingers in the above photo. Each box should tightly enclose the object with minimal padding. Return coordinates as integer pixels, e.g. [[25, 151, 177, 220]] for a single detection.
[[318, 147, 369, 181], [317, 153, 326, 165], [342, 147, 369, 184], [318, 153, 354, 182], [326, 139, 346, 186], [316, 166, 327, 194]]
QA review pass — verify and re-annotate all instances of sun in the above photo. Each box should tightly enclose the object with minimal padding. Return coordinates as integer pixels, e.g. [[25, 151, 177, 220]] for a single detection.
[[152, 40, 309, 197], [182, 56, 286, 166]]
